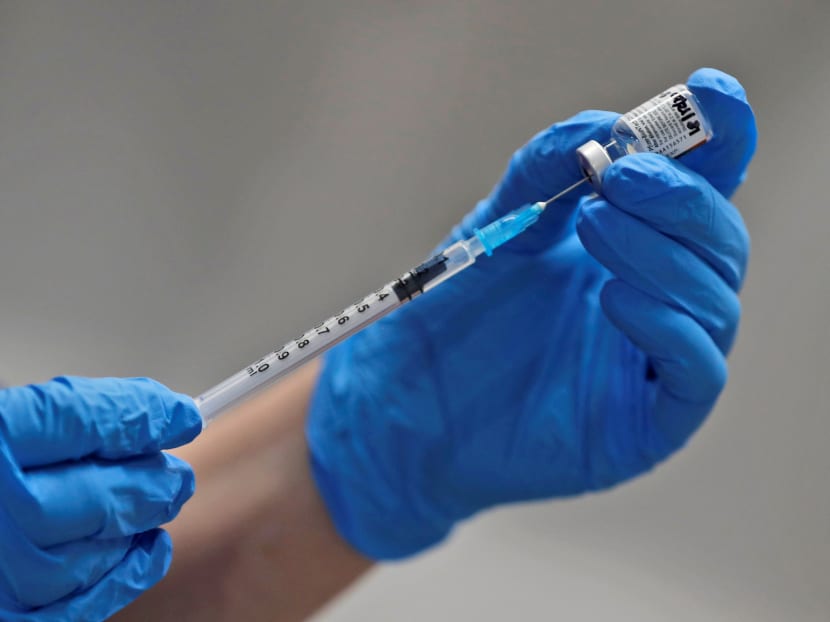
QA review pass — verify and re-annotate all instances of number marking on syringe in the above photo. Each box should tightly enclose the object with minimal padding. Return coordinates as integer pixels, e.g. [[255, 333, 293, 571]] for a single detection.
[[243, 287, 399, 379]]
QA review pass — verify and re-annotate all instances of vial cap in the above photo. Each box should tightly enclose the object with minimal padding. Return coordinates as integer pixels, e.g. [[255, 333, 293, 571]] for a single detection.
[[576, 140, 612, 190]]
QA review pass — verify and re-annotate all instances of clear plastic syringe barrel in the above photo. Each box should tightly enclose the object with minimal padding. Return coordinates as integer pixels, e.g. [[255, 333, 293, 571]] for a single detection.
[[421, 237, 484, 291], [576, 84, 713, 189], [195, 237, 486, 424], [195, 284, 404, 424]]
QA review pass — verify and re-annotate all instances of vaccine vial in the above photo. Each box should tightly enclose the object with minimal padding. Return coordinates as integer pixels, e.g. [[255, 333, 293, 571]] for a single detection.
[[576, 84, 713, 189]]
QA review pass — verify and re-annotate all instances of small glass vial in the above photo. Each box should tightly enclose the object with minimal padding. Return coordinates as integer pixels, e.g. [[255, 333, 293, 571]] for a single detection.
[[576, 84, 713, 189]]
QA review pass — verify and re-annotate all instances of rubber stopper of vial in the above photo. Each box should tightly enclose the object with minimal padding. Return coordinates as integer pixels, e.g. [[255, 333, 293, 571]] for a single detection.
[[576, 140, 613, 190]]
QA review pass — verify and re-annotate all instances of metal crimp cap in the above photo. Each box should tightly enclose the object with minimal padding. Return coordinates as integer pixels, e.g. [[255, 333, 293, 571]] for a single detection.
[[576, 140, 612, 190]]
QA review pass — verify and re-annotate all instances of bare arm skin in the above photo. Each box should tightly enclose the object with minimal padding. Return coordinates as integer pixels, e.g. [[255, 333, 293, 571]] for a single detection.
[[114, 361, 374, 622]]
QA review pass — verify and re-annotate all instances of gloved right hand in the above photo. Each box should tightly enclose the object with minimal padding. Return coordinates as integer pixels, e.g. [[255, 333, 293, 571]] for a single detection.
[[0, 376, 202, 621]]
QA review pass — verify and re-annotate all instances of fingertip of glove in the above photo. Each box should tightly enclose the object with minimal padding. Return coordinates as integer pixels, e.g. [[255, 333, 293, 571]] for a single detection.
[[687, 68, 749, 105], [162, 454, 197, 520], [126, 377, 202, 449], [52, 531, 172, 622], [134, 529, 173, 579], [134, 526, 171, 551], [105, 530, 174, 596], [163, 394, 203, 449], [684, 68, 758, 192]]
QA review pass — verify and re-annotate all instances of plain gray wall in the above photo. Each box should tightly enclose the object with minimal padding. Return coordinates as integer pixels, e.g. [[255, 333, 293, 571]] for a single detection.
[[0, 1, 828, 620]]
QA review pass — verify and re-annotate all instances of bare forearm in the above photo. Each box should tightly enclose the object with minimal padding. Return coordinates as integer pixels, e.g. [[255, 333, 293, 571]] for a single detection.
[[115, 361, 373, 622]]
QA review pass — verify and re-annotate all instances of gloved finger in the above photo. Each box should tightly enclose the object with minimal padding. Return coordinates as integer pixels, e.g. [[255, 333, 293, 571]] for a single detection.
[[0, 530, 170, 621], [600, 279, 726, 453], [0, 500, 134, 611], [8, 453, 194, 548], [601, 153, 750, 291], [681, 68, 757, 199], [577, 197, 740, 354], [447, 110, 619, 254], [0, 376, 202, 468]]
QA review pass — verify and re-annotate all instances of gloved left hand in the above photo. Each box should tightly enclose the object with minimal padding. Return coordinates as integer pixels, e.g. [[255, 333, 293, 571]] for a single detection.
[[308, 68, 757, 559], [0, 376, 202, 621]]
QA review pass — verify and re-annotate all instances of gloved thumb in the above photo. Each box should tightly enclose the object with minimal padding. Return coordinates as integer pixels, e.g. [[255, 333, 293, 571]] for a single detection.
[[445, 110, 618, 254], [678, 67, 757, 199]]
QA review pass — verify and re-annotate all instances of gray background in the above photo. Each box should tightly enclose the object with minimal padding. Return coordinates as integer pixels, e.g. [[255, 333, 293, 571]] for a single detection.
[[0, 1, 828, 620]]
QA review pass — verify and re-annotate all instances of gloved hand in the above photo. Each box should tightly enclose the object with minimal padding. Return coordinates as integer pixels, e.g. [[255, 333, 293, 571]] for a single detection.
[[0, 376, 202, 621], [308, 67, 757, 559]]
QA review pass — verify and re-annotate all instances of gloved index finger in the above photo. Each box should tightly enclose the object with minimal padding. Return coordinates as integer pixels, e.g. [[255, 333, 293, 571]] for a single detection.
[[0, 376, 202, 468], [453, 110, 619, 254], [600, 154, 750, 291], [489, 110, 618, 212]]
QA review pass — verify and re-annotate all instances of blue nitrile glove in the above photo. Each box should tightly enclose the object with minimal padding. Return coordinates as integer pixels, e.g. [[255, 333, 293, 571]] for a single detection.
[[308, 68, 757, 559], [0, 376, 202, 621]]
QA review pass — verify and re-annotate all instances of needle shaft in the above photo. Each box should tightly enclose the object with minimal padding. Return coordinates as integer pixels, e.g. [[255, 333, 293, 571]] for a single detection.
[[539, 176, 590, 208]]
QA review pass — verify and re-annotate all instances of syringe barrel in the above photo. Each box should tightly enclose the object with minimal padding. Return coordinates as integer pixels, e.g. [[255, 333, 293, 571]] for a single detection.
[[196, 283, 403, 425], [577, 84, 713, 189], [421, 239, 480, 292], [195, 242, 486, 425]]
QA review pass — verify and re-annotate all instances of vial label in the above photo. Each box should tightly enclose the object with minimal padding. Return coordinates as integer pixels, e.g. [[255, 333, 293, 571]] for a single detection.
[[621, 85, 708, 158]]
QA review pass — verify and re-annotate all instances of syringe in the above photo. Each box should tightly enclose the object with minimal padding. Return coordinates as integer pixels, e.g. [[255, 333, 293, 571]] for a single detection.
[[195, 195, 559, 424], [195, 81, 714, 424]]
